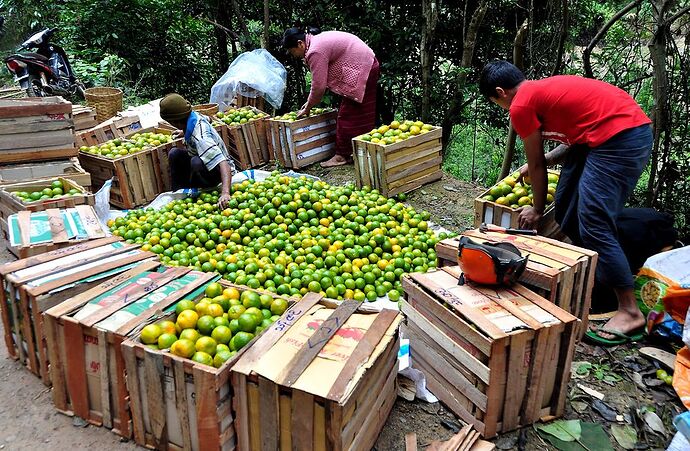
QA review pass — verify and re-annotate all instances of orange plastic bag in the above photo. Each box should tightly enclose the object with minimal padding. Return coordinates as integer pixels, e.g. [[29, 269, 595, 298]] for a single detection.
[[664, 286, 690, 326], [674, 347, 690, 410]]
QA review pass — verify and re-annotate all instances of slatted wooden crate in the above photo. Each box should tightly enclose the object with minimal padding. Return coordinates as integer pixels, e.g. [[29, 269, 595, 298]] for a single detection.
[[0, 97, 76, 163], [352, 127, 443, 197], [0, 158, 91, 190], [72, 105, 98, 132], [121, 281, 289, 451], [212, 107, 271, 170], [474, 169, 562, 237], [401, 266, 578, 438], [43, 265, 216, 438], [75, 115, 142, 147], [0, 237, 150, 380], [1, 205, 108, 259], [233, 94, 267, 112], [78, 126, 178, 208], [436, 230, 598, 337], [232, 293, 401, 451], [0, 176, 93, 224], [267, 110, 338, 168]]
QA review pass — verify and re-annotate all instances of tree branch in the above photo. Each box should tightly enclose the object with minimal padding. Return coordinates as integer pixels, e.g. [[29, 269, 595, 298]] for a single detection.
[[583, 0, 643, 78], [666, 4, 690, 25], [197, 16, 240, 41]]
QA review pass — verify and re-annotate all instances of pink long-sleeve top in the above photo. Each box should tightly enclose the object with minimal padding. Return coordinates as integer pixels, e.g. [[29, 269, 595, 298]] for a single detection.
[[305, 31, 376, 105]]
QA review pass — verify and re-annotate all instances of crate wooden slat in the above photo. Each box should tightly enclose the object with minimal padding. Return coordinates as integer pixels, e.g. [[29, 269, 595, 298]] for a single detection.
[[435, 230, 598, 337], [72, 105, 98, 132], [75, 115, 142, 147], [122, 281, 289, 451], [353, 127, 443, 197], [474, 169, 562, 237], [0, 158, 91, 190], [267, 111, 337, 169], [78, 126, 178, 208], [232, 94, 267, 112], [0, 237, 151, 380], [208, 106, 271, 171], [1, 205, 108, 259], [401, 266, 578, 438], [232, 294, 401, 450], [43, 265, 215, 438], [0, 97, 76, 163], [0, 176, 94, 224]]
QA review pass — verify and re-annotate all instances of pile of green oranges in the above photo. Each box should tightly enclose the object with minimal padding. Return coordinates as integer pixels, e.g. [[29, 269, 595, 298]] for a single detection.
[[138, 282, 288, 367], [482, 171, 560, 209], [275, 108, 332, 122], [11, 180, 82, 202], [215, 107, 268, 127], [79, 132, 174, 159], [111, 172, 453, 303], [356, 120, 436, 146]]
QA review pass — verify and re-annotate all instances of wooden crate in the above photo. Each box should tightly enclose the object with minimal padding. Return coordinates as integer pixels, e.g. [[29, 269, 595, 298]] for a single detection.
[[0, 97, 76, 163], [43, 266, 217, 438], [232, 293, 401, 451], [2, 205, 108, 259], [75, 115, 142, 147], [72, 105, 98, 132], [233, 94, 266, 112], [436, 230, 598, 337], [0, 237, 150, 380], [352, 127, 443, 197], [213, 107, 271, 170], [267, 111, 337, 168], [0, 176, 94, 223], [474, 170, 561, 237], [121, 281, 289, 451], [0, 158, 91, 190], [78, 126, 178, 208], [401, 266, 578, 438]]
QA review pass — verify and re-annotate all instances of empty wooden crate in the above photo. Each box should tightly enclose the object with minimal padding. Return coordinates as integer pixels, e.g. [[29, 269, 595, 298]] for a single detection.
[[401, 266, 578, 438], [267, 111, 337, 168], [232, 293, 401, 451], [352, 127, 443, 197]]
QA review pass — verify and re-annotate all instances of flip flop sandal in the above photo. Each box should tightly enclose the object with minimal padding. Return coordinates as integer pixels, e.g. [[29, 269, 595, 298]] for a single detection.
[[584, 327, 645, 347]]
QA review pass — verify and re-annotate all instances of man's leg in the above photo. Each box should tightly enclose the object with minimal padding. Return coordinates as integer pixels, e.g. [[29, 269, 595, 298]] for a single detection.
[[169, 147, 192, 191], [577, 125, 652, 337], [190, 157, 222, 189]]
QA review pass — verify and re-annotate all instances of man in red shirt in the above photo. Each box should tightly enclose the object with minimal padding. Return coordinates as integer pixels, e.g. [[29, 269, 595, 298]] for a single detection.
[[479, 61, 653, 345]]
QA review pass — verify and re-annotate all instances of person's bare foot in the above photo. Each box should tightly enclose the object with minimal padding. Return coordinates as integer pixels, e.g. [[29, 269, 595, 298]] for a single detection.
[[592, 306, 645, 340], [320, 155, 351, 168]]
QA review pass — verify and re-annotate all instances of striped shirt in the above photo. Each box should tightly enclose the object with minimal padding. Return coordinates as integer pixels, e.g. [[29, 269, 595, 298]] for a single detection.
[[184, 112, 235, 171]]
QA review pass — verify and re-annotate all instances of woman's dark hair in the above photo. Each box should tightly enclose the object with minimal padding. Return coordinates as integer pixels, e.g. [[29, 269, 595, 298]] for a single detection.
[[281, 26, 321, 49], [479, 60, 525, 99]]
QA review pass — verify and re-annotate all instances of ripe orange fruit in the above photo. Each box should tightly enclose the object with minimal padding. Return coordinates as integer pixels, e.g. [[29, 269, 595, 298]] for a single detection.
[[177, 310, 199, 330], [171, 339, 195, 358]]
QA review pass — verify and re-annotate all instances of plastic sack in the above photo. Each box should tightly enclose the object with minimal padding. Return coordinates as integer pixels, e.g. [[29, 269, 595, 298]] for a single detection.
[[674, 347, 690, 410], [210, 49, 287, 110]]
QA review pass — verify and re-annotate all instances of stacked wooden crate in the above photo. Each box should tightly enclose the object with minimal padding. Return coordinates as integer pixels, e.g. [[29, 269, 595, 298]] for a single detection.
[[72, 105, 98, 132], [78, 125, 178, 208], [232, 294, 401, 450], [0, 158, 91, 190], [436, 230, 598, 336], [352, 127, 443, 197], [267, 110, 338, 168], [0, 97, 76, 164], [401, 266, 578, 438]]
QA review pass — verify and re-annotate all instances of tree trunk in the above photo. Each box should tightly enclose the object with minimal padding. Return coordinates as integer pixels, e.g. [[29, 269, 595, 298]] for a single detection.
[[583, 0, 643, 78], [214, 1, 230, 73], [551, 0, 569, 76], [499, 18, 529, 180], [420, 0, 439, 122], [262, 0, 270, 50], [441, 0, 489, 149], [231, 0, 253, 50]]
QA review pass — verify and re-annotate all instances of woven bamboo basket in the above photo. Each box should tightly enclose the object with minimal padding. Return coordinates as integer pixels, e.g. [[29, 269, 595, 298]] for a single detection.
[[85, 87, 123, 122], [192, 103, 219, 117]]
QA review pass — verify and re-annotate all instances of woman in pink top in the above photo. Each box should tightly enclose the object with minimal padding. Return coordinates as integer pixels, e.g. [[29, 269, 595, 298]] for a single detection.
[[282, 26, 380, 167]]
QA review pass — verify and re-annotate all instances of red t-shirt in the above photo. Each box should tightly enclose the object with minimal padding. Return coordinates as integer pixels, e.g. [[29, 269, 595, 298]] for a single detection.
[[509, 76, 651, 148]]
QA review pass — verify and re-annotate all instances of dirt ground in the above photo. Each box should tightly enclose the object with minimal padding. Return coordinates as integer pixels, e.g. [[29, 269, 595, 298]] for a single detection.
[[0, 165, 683, 450]]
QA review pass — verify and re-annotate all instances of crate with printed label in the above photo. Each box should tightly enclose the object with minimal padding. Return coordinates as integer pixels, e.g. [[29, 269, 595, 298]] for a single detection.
[[401, 266, 578, 438], [0, 237, 155, 384], [267, 108, 337, 169]]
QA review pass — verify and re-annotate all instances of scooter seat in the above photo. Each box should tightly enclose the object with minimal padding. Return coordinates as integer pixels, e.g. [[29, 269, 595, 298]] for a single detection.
[[15, 52, 49, 62]]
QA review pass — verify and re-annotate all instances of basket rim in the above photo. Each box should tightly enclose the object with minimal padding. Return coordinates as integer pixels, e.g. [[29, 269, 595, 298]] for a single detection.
[[85, 86, 123, 97]]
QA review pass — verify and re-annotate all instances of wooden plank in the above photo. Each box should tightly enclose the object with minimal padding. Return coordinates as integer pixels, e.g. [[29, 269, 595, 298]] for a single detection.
[[386, 170, 443, 197], [144, 349, 167, 448], [276, 300, 360, 387], [279, 393, 292, 450], [247, 381, 262, 451], [258, 376, 279, 451], [291, 390, 314, 450], [483, 341, 508, 438], [313, 402, 326, 451], [195, 366, 221, 451], [405, 433, 418, 451], [97, 329, 113, 429], [501, 332, 530, 431], [173, 359, 193, 451], [63, 318, 89, 419], [233, 373, 251, 451]]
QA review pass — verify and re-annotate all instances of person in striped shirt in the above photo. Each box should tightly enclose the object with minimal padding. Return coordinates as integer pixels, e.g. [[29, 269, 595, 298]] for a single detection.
[[159, 93, 235, 208]]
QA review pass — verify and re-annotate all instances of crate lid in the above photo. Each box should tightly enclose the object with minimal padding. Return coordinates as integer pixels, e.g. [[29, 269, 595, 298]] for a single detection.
[[0, 97, 72, 118], [233, 293, 400, 404]]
